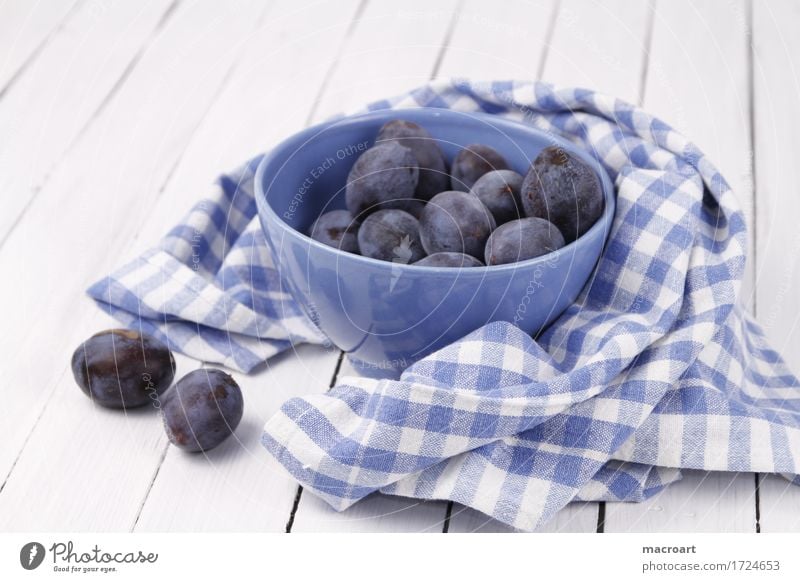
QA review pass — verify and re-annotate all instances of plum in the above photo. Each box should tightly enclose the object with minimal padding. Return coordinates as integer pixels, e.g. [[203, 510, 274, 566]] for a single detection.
[[419, 190, 496, 259], [71, 329, 175, 409], [309, 209, 360, 253], [413, 252, 484, 267], [345, 141, 419, 217], [376, 119, 449, 201], [470, 169, 524, 224], [357, 209, 425, 263], [450, 144, 509, 191]]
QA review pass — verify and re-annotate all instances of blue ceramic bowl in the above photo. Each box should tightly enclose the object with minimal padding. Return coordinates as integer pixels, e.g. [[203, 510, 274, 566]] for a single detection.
[[255, 108, 615, 378]]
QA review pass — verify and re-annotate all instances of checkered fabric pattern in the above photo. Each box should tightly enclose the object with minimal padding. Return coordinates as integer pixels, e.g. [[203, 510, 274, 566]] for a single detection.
[[88, 79, 800, 531], [261, 80, 800, 530], [87, 157, 327, 372]]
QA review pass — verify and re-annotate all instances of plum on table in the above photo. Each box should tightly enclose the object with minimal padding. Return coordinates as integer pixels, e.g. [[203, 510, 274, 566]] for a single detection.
[[71, 329, 176, 409]]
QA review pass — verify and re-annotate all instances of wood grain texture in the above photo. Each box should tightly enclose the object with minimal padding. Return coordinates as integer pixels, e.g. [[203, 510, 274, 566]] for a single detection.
[[286, 0, 468, 533], [134, 345, 341, 532], [642, 0, 755, 306], [291, 492, 449, 533], [0, 0, 80, 91], [133, 0, 363, 531], [0, 0, 274, 531], [0, 0, 177, 244], [448, 501, 599, 533], [541, 0, 652, 104], [0, 0, 797, 533], [309, 0, 460, 121], [435, 0, 557, 80], [605, 471, 756, 532], [752, 0, 800, 532]]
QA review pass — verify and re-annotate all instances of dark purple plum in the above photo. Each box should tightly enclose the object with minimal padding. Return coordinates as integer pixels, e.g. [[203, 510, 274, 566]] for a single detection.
[[345, 141, 419, 217], [419, 191, 496, 259], [357, 209, 426, 263], [484, 217, 566, 266], [413, 252, 484, 268], [71, 329, 176, 409], [470, 169, 524, 224], [521, 146, 604, 243], [161, 369, 244, 453], [376, 120, 449, 201], [309, 209, 360, 253], [450, 144, 509, 191]]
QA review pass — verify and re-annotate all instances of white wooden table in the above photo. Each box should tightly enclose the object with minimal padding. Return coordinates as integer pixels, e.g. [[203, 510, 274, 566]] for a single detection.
[[1, 0, 799, 533]]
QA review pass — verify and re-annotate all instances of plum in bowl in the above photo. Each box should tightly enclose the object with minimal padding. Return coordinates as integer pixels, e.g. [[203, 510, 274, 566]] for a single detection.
[[255, 108, 615, 378]]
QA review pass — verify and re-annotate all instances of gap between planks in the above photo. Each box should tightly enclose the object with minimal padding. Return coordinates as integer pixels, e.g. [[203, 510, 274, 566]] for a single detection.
[[0, 0, 258, 493], [130, 0, 369, 532], [0, 0, 83, 97]]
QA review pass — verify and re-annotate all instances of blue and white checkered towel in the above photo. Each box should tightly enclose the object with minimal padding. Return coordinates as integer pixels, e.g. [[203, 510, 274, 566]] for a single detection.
[[90, 80, 800, 531]]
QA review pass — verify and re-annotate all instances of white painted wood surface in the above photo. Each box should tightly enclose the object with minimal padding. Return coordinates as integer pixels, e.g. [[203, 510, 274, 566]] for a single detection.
[[0, 0, 176, 242], [752, 0, 800, 533], [1, 0, 798, 533]]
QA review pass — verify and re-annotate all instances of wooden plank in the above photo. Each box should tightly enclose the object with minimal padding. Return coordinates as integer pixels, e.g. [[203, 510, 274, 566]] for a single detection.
[[132, 0, 363, 531], [435, 0, 557, 79], [541, 0, 652, 104], [0, 0, 80, 91], [605, 471, 756, 532], [752, 0, 800, 532], [0, 0, 178, 244], [309, 0, 460, 122], [134, 345, 341, 532], [758, 475, 800, 532], [0, 0, 274, 531], [602, 0, 758, 533]]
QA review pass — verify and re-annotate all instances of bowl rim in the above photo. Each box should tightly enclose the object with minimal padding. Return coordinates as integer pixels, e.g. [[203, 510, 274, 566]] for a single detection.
[[255, 107, 616, 276]]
